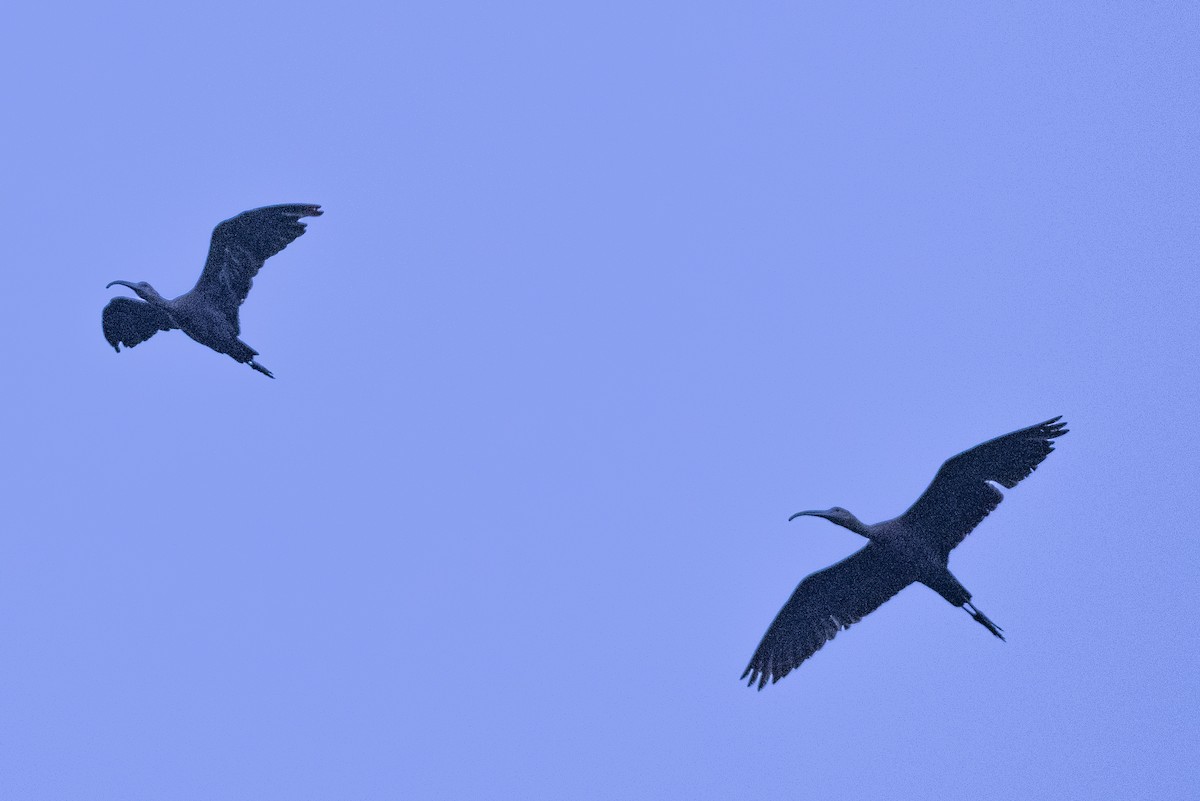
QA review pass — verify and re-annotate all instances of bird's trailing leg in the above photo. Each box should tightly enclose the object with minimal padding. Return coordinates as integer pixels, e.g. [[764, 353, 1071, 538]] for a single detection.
[[226, 340, 274, 378], [249, 360, 274, 379], [964, 602, 1005, 641]]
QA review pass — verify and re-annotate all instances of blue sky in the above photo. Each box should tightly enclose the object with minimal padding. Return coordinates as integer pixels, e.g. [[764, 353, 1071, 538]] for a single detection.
[[2, 2, 1197, 799]]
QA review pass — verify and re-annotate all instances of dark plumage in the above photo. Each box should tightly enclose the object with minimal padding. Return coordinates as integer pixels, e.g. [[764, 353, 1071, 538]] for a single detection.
[[743, 417, 1068, 690], [102, 203, 323, 377]]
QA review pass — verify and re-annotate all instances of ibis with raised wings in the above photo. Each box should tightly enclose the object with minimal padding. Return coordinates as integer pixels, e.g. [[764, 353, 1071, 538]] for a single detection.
[[102, 204, 323, 378]]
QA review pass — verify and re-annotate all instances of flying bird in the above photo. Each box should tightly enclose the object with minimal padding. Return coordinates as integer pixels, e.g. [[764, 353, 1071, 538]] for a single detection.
[[102, 203, 323, 378], [742, 417, 1068, 689]]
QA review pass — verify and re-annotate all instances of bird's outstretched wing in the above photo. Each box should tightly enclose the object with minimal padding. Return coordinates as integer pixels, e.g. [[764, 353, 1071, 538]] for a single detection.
[[189, 204, 322, 331], [102, 298, 175, 352], [900, 417, 1068, 555], [742, 544, 914, 690]]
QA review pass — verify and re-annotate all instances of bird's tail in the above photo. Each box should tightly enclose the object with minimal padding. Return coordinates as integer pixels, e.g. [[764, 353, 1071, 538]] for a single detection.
[[249, 360, 274, 379], [964, 602, 1005, 641]]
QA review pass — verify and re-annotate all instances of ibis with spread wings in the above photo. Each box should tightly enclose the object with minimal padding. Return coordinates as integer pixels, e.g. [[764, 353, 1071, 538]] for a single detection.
[[102, 204, 323, 378], [743, 417, 1068, 690]]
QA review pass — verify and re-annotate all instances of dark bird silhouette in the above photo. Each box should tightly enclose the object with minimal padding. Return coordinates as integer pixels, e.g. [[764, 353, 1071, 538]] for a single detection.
[[742, 417, 1068, 689], [102, 204, 323, 378]]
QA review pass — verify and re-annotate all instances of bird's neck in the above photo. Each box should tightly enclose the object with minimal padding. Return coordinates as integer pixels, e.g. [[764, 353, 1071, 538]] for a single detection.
[[840, 516, 873, 539]]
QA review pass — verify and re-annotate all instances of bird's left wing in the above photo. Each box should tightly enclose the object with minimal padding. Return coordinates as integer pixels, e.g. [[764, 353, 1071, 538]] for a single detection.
[[899, 417, 1068, 555], [189, 204, 322, 331], [102, 298, 174, 351], [742, 543, 914, 689]]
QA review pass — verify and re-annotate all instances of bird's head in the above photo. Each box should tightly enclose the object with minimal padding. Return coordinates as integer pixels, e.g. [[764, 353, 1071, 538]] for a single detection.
[[106, 280, 164, 304], [788, 506, 870, 537]]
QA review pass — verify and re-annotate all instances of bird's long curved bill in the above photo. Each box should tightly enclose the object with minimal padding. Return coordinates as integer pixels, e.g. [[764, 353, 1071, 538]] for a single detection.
[[788, 510, 824, 521], [106, 280, 136, 289]]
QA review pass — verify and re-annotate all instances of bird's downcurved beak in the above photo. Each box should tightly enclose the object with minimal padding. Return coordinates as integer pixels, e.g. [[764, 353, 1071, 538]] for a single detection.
[[788, 510, 827, 522], [106, 280, 136, 290]]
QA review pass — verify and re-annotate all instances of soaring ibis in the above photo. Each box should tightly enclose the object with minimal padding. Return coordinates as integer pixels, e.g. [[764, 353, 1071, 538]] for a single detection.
[[743, 417, 1068, 689]]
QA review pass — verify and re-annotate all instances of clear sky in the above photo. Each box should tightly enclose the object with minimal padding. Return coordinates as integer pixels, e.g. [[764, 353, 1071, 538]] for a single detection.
[[2, 3, 1197, 799]]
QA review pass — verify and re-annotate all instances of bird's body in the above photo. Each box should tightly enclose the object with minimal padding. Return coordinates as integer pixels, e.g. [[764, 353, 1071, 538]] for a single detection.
[[102, 204, 323, 378], [742, 417, 1067, 689]]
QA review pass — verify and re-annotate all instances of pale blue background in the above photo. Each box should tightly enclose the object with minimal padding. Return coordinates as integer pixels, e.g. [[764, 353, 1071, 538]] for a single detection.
[[2, 3, 1197, 799]]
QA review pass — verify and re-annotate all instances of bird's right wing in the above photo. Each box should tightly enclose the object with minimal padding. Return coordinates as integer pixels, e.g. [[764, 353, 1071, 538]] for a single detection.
[[190, 204, 322, 331], [742, 544, 914, 689], [899, 417, 1068, 555], [102, 298, 174, 351]]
